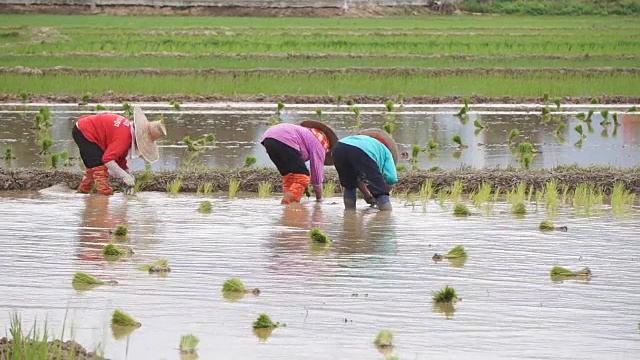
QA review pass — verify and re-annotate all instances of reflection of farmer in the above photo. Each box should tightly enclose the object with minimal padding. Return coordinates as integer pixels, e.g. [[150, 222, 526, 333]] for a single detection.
[[339, 210, 396, 257], [332, 129, 399, 211], [260, 120, 338, 204], [78, 195, 127, 262], [72, 106, 167, 195]]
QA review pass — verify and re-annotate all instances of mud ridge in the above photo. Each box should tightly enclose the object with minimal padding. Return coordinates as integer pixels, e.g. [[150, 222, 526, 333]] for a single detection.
[[0, 337, 103, 360], [3, 167, 640, 195]]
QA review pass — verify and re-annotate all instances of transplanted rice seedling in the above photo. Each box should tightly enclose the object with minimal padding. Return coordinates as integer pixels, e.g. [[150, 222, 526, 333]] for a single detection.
[[471, 181, 492, 210], [419, 180, 433, 211], [452, 134, 467, 149], [507, 128, 519, 145], [49, 153, 60, 169], [228, 178, 240, 199], [198, 200, 212, 213], [96, 104, 107, 111], [572, 183, 604, 216], [585, 109, 595, 122], [544, 179, 559, 217], [550, 266, 591, 280], [222, 277, 246, 293], [244, 155, 257, 167], [3, 147, 15, 160], [627, 106, 637, 113], [600, 110, 610, 126], [80, 92, 91, 105], [276, 101, 285, 114], [611, 181, 636, 216], [39, 136, 53, 155], [179, 334, 199, 354], [554, 98, 561, 111], [539, 220, 568, 232], [111, 309, 141, 328], [383, 122, 395, 135], [590, 97, 600, 104], [166, 177, 182, 195], [373, 330, 394, 348], [426, 139, 437, 151], [19, 90, 28, 103], [433, 285, 459, 304], [257, 181, 272, 198], [170, 99, 181, 110], [384, 99, 394, 112], [138, 258, 171, 273], [309, 227, 331, 245], [410, 144, 421, 164], [134, 167, 153, 192], [473, 119, 485, 129], [322, 181, 336, 198], [612, 112, 619, 125]]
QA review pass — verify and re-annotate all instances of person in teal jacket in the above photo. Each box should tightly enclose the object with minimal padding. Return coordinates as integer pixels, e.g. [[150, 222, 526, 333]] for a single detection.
[[332, 129, 399, 211]]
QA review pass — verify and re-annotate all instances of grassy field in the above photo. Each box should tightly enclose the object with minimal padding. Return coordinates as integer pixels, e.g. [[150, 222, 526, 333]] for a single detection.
[[0, 14, 639, 99]]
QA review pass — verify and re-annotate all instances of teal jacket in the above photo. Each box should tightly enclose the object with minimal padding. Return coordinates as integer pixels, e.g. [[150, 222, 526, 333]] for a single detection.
[[339, 135, 398, 185]]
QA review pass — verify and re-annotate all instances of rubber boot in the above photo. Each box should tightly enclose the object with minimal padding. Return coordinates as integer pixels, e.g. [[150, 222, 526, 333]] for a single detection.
[[92, 165, 113, 196], [77, 168, 94, 193], [343, 188, 357, 209], [283, 174, 310, 204], [376, 195, 392, 211]]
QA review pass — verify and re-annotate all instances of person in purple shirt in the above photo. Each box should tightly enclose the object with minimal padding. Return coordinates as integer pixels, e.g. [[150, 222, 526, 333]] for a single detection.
[[260, 120, 338, 204]]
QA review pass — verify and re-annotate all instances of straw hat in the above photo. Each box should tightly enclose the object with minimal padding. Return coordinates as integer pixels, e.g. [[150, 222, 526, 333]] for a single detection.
[[133, 106, 167, 163], [298, 120, 339, 165], [358, 128, 399, 165]]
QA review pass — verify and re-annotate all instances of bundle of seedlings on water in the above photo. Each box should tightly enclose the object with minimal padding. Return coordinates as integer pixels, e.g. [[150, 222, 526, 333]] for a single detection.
[[316, 109, 323, 120], [244, 155, 257, 167], [550, 266, 591, 279], [383, 122, 395, 135], [72, 272, 117, 286], [112, 225, 128, 237], [452, 134, 467, 149], [507, 128, 520, 145], [253, 314, 282, 329], [445, 245, 467, 259], [473, 119, 485, 129], [433, 285, 459, 304], [257, 181, 272, 198], [198, 200, 212, 213], [511, 202, 526, 215], [322, 181, 336, 198], [138, 258, 171, 273], [373, 330, 394, 349], [111, 309, 141, 328], [539, 220, 567, 232], [80, 92, 91, 105], [309, 227, 331, 245], [384, 99, 394, 112], [96, 104, 107, 111], [627, 106, 637, 113], [19, 90, 28, 103], [2, 147, 15, 160], [179, 334, 199, 354], [228, 178, 240, 199], [170, 99, 181, 110], [452, 203, 470, 216], [102, 243, 126, 258], [167, 177, 182, 195], [222, 277, 260, 296]]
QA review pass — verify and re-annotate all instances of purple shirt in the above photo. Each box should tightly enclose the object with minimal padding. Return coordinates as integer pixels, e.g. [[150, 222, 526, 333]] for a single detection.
[[260, 124, 326, 195]]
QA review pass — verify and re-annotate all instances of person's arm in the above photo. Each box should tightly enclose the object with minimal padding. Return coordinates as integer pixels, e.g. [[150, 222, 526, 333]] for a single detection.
[[309, 146, 326, 201], [103, 133, 134, 186], [381, 150, 398, 185]]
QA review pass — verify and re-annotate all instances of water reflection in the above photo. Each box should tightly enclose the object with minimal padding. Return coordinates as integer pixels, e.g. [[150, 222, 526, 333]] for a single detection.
[[337, 210, 397, 258], [78, 194, 128, 263]]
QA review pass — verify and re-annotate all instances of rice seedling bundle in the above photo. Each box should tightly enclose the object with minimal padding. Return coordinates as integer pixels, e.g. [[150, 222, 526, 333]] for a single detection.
[[374, 330, 394, 348], [111, 309, 141, 328], [258, 181, 272, 198], [433, 285, 458, 303], [253, 314, 278, 329], [228, 178, 240, 198], [222, 277, 246, 293], [309, 227, 331, 245], [180, 334, 199, 354], [322, 181, 336, 198]]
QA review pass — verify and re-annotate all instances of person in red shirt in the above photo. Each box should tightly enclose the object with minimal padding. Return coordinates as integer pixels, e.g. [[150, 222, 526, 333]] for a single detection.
[[72, 106, 167, 195]]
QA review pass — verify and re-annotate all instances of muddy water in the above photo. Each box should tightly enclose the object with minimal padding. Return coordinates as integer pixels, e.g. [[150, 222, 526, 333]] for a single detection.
[[1, 103, 639, 172], [0, 188, 639, 360]]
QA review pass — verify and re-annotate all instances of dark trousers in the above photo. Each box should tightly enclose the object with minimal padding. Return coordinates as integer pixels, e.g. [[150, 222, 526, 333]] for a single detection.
[[72, 125, 105, 168], [332, 142, 389, 198], [261, 138, 310, 176]]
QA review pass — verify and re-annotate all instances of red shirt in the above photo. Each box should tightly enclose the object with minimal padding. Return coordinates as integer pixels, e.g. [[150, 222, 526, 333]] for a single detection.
[[77, 113, 132, 170]]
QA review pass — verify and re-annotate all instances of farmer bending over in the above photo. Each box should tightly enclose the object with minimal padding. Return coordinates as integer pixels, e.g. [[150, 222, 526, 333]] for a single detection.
[[260, 120, 338, 204], [72, 106, 167, 195], [332, 129, 398, 211]]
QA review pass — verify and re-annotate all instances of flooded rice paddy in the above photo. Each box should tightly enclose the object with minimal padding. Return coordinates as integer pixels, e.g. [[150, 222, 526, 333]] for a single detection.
[[0, 188, 639, 359], [1, 103, 640, 172]]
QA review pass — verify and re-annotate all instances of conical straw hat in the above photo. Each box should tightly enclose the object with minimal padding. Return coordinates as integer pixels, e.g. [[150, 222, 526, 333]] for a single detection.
[[358, 128, 399, 165], [298, 120, 339, 165], [133, 106, 167, 163]]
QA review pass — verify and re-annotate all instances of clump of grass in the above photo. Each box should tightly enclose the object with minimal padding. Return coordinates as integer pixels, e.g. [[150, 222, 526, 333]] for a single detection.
[[445, 245, 467, 259], [309, 227, 331, 245], [228, 178, 240, 199], [222, 277, 245, 293], [253, 314, 281, 329], [507, 128, 519, 145], [102, 243, 124, 257], [433, 285, 458, 303], [258, 181, 272, 198], [244, 155, 257, 167], [166, 177, 182, 195], [452, 203, 470, 216], [112, 225, 127, 237], [550, 266, 592, 279], [198, 200, 212, 213], [180, 334, 199, 354], [373, 330, 394, 348], [511, 202, 526, 215], [111, 309, 141, 328], [138, 258, 171, 273], [322, 181, 336, 198]]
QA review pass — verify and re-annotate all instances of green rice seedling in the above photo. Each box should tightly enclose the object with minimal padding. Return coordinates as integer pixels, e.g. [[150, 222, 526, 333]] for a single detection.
[[244, 155, 257, 167], [336, 94, 343, 106], [352, 106, 361, 119], [575, 113, 586, 121], [180, 334, 199, 354], [59, 150, 72, 167], [222, 277, 246, 293], [166, 177, 182, 195], [541, 106, 550, 117], [96, 104, 107, 111], [19, 90, 28, 103], [138, 258, 171, 273], [463, 97, 470, 109], [527, 184, 534, 203], [612, 113, 619, 125], [267, 114, 281, 126], [315, 108, 323, 120], [384, 99, 394, 112], [539, 220, 568, 232], [518, 142, 535, 155], [535, 190, 544, 210], [134, 167, 153, 192], [611, 181, 636, 216], [456, 104, 467, 117], [170, 99, 181, 110], [419, 179, 433, 204], [309, 227, 331, 245], [471, 182, 492, 209], [555, 121, 567, 135], [572, 183, 604, 216], [182, 136, 198, 152], [507, 128, 519, 145], [452, 134, 467, 149], [627, 106, 637, 113], [450, 180, 463, 204], [511, 202, 526, 215], [473, 119, 484, 129], [39, 136, 53, 155], [346, 99, 355, 106], [196, 133, 215, 146], [111, 309, 141, 328], [81, 92, 91, 105], [72, 272, 104, 286], [112, 225, 128, 237], [102, 243, 125, 258], [561, 185, 570, 205], [544, 179, 559, 217], [550, 266, 591, 279], [122, 102, 133, 118], [426, 139, 437, 151], [228, 178, 240, 199], [383, 122, 395, 135], [452, 203, 470, 216], [574, 138, 584, 148], [198, 200, 212, 213], [410, 144, 420, 166], [3, 147, 15, 160], [590, 97, 600, 104], [258, 181, 272, 198], [574, 124, 585, 137], [276, 101, 285, 114], [253, 314, 279, 329], [396, 164, 406, 172], [432, 285, 458, 304], [322, 181, 336, 198], [49, 153, 60, 169], [543, 93, 549, 104], [521, 153, 532, 170], [507, 182, 527, 206], [373, 330, 394, 348], [445, 245, 467, 259], [553, 98, 561, 111], [600, 110, 611, 126], [437, 188, 449, 208], [585, 109, 594, 122], [396, 93, 404, 106]]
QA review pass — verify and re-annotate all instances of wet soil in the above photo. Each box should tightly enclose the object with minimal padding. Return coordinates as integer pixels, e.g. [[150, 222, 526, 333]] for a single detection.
[[0, 337, 103, 360], [3, 167, 640, 195], [1, 93, 638, 105]]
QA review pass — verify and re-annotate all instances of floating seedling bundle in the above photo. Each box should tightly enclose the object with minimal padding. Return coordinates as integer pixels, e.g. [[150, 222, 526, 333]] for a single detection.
[[222, 277, 260, 302], [539, 220, 568, 232], [110, 225, 128, 238], [452, 203, 470, 216], [179, 334, 199, 355], [374, 330, 394, 354], [102, 243, 130, 259], [550, 266, 591, 280], [309, 227, 331, 245], [138, 258, 171, 273], [252, 313, 283, 329], [72, 272, 117, 291], [433, 285, 459, 304], [198, 200, 212, 213], [111, 309, 141, 340]]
